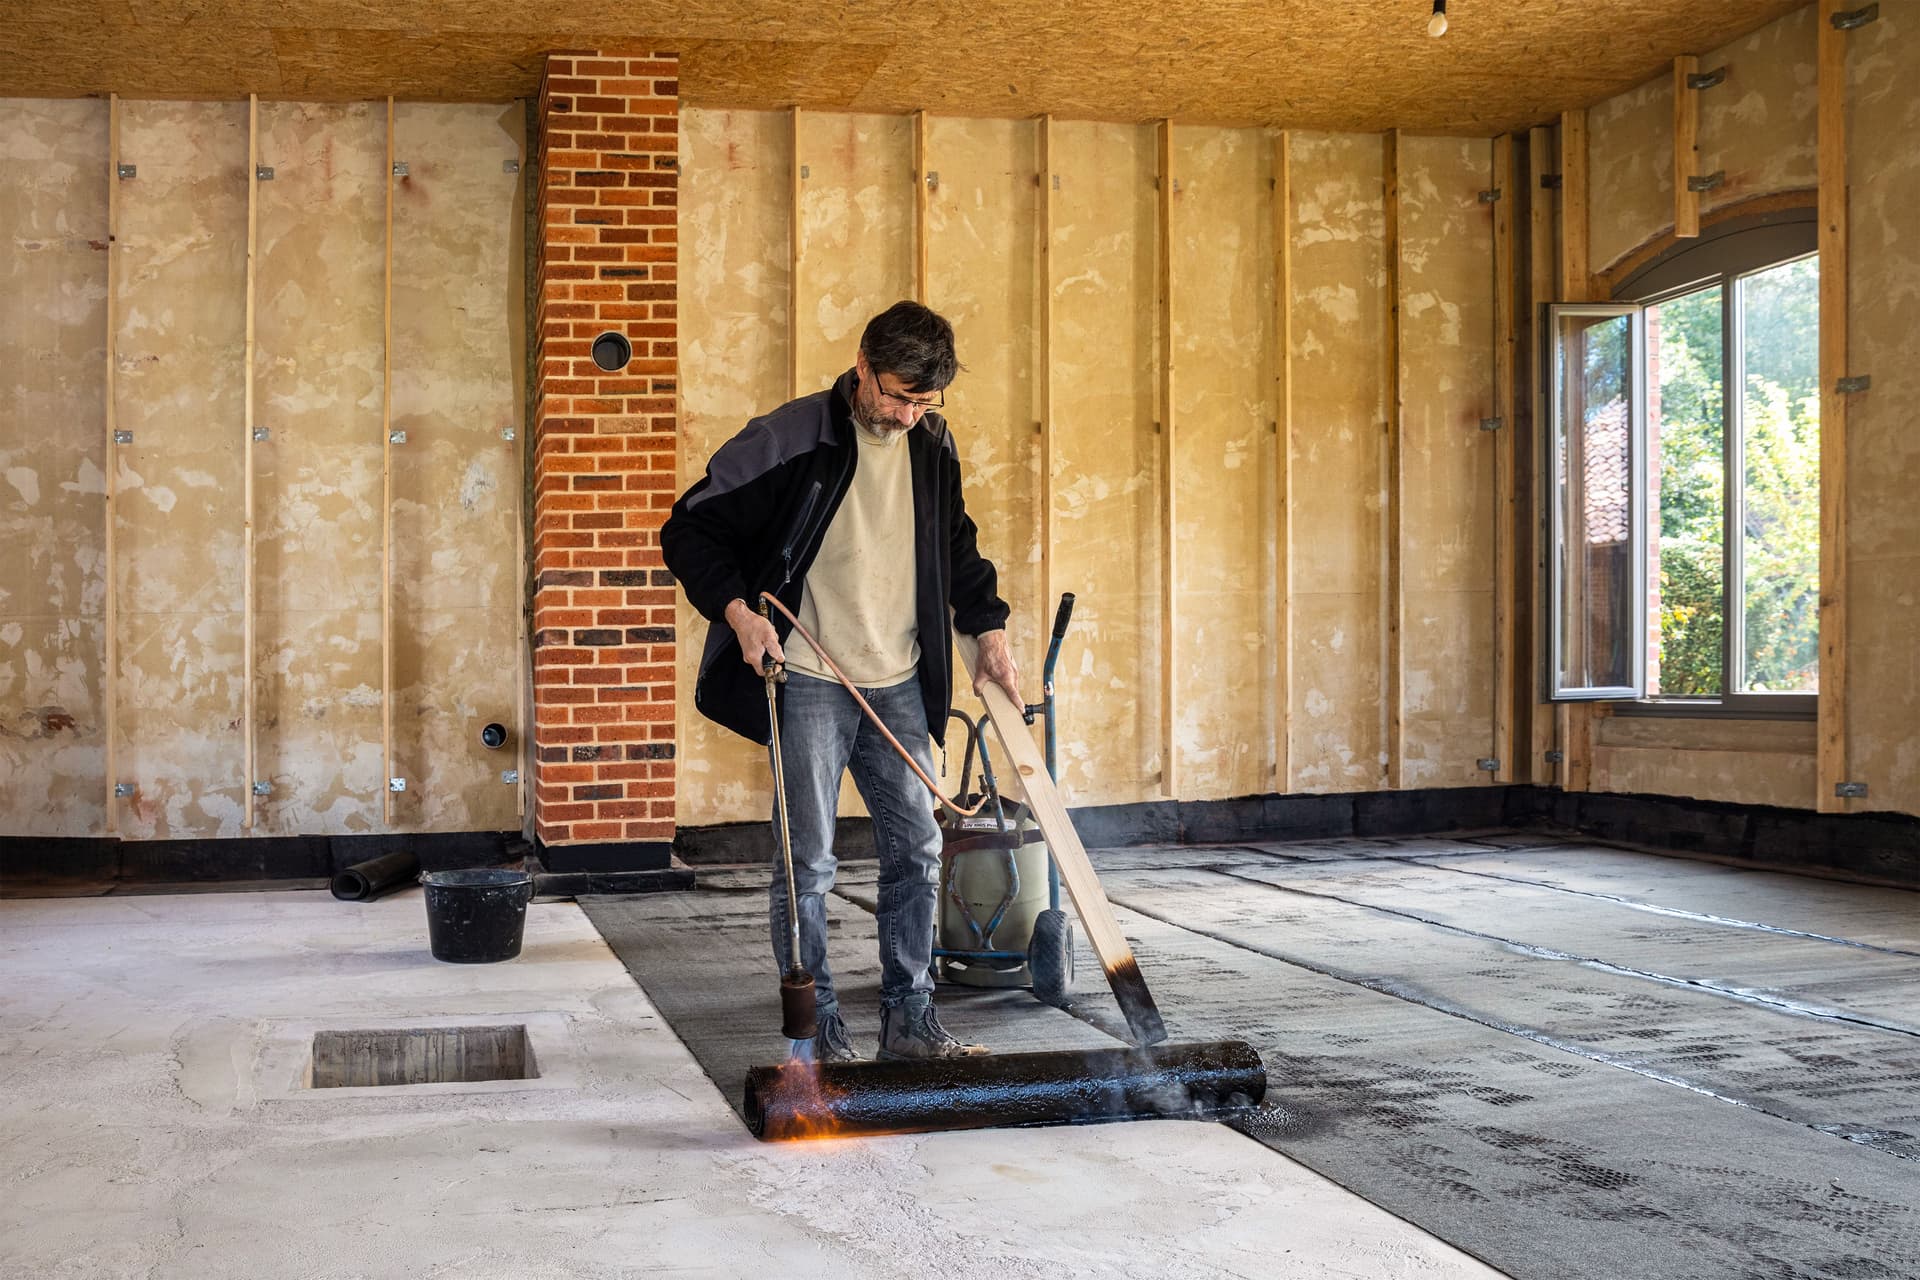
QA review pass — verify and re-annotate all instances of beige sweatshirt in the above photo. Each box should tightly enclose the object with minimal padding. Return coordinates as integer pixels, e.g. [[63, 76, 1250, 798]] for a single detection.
[[783, 422, 921, 688]]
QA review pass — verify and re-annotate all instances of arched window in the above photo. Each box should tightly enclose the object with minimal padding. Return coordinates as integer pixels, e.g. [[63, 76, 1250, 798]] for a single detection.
[[1547, 209, 1818, 716]]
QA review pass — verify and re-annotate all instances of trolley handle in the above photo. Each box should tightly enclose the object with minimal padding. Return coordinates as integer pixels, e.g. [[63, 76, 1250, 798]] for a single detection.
[[1051, 592, 1075, 641]]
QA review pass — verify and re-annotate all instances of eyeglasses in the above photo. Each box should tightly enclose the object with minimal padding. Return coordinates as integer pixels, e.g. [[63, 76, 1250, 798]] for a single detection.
[[876, 386, 944, 413]]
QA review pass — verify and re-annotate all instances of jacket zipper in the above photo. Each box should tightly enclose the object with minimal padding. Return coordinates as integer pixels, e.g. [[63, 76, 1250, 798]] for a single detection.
[[779, 481, 824, 589]]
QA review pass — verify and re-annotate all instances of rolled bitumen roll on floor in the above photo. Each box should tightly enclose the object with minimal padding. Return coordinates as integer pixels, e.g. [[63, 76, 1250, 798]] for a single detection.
[[330, 850, 420, 902], [743, 1039, 1265, 1141]]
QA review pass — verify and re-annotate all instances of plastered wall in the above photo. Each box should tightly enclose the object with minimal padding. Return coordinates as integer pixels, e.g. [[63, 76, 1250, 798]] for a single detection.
[[1288, 132, 1388, 792], [0, 98, 526, 841], [1398, 136, 1499, 789], [677, 111, 1501, 825], [1577, 2, 1918, 819], [0, 100, 108, 837], [1589, 5, 1819, 273], [1843, 6, 1920, 818]]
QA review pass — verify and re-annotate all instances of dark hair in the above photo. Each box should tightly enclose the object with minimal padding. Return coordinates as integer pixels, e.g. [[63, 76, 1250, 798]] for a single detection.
[[859, 301, 962, 392]]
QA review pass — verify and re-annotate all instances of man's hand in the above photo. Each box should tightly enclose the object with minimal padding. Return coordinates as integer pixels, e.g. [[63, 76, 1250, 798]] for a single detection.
[[972, 629, 1022, 706], [725, 597, 785, 671]]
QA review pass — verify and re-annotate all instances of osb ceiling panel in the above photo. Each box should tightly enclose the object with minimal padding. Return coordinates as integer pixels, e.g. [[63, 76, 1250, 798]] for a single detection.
[[3, 0, 1804, 134]]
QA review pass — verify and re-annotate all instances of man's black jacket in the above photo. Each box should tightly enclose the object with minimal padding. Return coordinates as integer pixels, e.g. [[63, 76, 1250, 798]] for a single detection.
[[661, 367, 1010, 747]]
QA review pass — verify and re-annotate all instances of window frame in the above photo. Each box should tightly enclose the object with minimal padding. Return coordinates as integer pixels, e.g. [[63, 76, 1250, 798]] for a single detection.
[[1544, 302, 1649, 702], [1549, 210, 1820, 720]]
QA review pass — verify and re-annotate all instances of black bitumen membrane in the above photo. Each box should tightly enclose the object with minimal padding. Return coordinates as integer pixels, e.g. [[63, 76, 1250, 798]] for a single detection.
[[581, 832, 1920, 1280]]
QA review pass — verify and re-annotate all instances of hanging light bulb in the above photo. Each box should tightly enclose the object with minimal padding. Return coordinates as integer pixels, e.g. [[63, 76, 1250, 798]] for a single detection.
[[1428, 0, 1449, 37]]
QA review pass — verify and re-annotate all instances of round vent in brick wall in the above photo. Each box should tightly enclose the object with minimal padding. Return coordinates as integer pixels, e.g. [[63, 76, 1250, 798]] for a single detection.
[[591, 331, 633, 372]]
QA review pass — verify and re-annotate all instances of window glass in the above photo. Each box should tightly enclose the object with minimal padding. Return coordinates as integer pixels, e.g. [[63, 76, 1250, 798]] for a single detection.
[[1736, 254, 1820, 693], [1646, 285, 1724, 697]]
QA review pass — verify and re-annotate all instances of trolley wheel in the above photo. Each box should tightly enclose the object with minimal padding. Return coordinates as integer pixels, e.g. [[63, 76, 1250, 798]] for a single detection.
[[1029, 908, 1075, 1007]]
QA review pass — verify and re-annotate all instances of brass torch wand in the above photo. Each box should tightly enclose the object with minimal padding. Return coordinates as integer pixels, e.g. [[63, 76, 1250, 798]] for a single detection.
[[761, 601, 817, 1051]]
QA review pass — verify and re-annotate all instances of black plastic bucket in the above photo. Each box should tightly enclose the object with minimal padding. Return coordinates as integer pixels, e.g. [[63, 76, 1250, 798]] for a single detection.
[[420, 869, 535, 963]]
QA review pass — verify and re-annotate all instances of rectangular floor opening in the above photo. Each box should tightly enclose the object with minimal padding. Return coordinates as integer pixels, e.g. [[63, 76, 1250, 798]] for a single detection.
[[310, 1024, 536, 1089]]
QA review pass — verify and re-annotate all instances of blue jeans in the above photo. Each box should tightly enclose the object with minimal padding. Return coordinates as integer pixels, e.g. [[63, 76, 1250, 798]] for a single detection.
[[769, 671, 941, 1015]]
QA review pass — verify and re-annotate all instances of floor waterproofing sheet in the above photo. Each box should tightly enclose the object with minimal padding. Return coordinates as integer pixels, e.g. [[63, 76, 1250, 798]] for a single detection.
[[580, 833, 1920, 1280]]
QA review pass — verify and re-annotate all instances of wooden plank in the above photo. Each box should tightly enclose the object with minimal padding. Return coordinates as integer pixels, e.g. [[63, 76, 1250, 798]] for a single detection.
[[243, 94, 259, 832], [958, 635, 1169, 1048], [512, 135, 530, 823], [1038, 114, 1055, 624], [1527, 124, 1557, 788], [104, 93, 121, 836], [788, 106, 802, 402], [1272, 129, 1293, 792], [1154, 121, 1176, 799], [913, 109, 929, 304], [1558, 108, 1596, 794], [1816, 0, 1849, 812], [1673, 55, 1702, 239], [1383, 129, 1404, 791], [382, 97, 395, 826], [1492, 134, 1517, 786]]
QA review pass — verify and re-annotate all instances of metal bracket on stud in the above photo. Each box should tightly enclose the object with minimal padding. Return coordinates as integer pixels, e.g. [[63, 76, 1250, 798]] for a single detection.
[[388, 777, 407, 793], [1477, 758, 1501, 773], [114, 782, 135, 797], [501, 769, 520, 785], [924, 170, 938, 189], [1831, 4, 1878, 30], [1836, 781, 1869, 798], [252, 426, 270, 442], [1479, 417, 1504, 432], [1687, 171, 1726, 192], [1686, 68, 1727, 90], [1051, 174, 1061, 191], [799, 164, 810, 180], [502, 426, 516, 441], [1544, 750, 1566, 764], [118, 163, 136, 180], [503, 159, 521, 174], [1478, 188, 1502, 204], [252, 780, 272, 796], [114, 430, 133, 444], [256, 165, 274, 181], [1540, 173, 1563, 190], [392, 161, 408, 177], [1836, 375, 1871, 394], [389, 430, 406, 444]]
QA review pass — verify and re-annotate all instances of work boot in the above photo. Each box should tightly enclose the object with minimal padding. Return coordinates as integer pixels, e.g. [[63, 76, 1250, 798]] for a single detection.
[[814, 1009, 859, 1064], [877, 994, 989, 1061]]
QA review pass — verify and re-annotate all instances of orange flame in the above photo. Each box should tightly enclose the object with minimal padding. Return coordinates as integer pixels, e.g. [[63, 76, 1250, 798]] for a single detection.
[[765, 1058, 851, 1141]]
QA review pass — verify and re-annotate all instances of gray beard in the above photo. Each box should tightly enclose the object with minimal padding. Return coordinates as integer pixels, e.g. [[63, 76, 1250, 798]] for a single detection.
[[851, 392, 909, 438]]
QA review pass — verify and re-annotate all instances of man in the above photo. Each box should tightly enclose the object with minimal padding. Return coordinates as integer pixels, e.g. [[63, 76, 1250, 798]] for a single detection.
[[661, 301, 1021, 1062]]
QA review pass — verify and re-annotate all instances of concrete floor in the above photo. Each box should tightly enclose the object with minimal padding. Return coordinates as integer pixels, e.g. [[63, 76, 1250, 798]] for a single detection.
[[0, 881, 1503, 1279]]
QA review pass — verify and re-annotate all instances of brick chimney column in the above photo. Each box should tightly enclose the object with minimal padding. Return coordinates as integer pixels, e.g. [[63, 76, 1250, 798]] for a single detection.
[[531, 52, 680, 869]]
